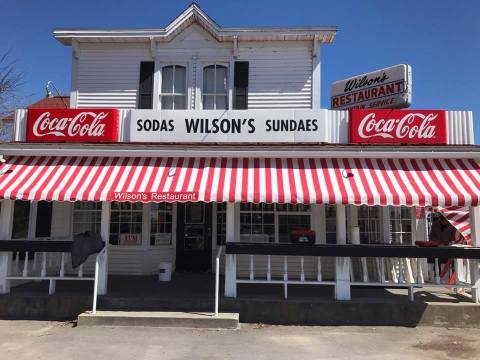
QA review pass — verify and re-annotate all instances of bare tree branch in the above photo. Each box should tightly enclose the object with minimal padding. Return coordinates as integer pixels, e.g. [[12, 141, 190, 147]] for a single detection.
[[0, 51, 24, 118]]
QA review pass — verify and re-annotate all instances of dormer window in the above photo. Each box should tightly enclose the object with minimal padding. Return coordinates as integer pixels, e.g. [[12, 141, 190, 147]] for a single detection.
[[202, 64, 227, 110], [160, 65, 187, 109]]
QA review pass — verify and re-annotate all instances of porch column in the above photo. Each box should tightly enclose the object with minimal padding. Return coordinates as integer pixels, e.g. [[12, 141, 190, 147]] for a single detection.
[[0, 200, 14, 294], [335, 204, 351, 300], [224, 202, 238, 298], [98, 201, 110, 295], [469, 206, 480, 303]]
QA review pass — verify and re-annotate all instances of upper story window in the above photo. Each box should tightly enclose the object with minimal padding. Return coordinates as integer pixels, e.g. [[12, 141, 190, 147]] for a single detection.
[[160, 65, 187, 110], [203, 65, 227, 110]]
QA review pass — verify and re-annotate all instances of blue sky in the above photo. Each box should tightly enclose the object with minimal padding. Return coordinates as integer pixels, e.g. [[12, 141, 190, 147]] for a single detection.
[[1, 0, 479, 140]]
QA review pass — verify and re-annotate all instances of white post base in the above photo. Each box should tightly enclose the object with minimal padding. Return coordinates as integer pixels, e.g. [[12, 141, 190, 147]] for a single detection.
[[335, 257, 351, 300], [224, 254, 237, 298], [0, 252, 11, 294]]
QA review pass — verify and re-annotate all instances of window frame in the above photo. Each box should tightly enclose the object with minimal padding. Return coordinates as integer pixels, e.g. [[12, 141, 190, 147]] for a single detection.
[[109, 202, 144, 248], [72, 201, 102, 236], [157, 62, 190, 110], [200, 63, 229, 110]]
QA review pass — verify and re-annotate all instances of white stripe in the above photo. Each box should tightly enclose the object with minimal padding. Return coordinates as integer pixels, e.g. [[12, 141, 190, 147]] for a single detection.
[[314, 158, 330, 204], [62, 157, 96, 201], [186, 158, 200, 192], [87, 157, 114, 201], [99, 158, 127, 201], [348, 158, 368, 205], [403, 159, 432, 206], [392, 158, 419, 206], [451, 160, 479, 199], [370, 159, 393, 205], [415, 159, 445, 206], [125, 157, 147, 192], [74, 157, 105, 200], [234, 159, 243, 202], [426, 159, 458, 206], [37, 157, 73, 201], [325, 158, 341, 204], [381, 159, 407, 206], [113, 157, 136, 192], [0, 156, 20, 191], [208, 158, 222, 201], [292, 159, 304, 204], [259, 158, 266, 203], [438, 159, 470, 205], [269, 159, 278, 203], [303, 159, 317, 204], [3, 157, 40, 199], [247, 158, 255, 203], [221, 158, 233, 202], [174, 158, 189, 192], [197, 158, 212, 202], [14, 156, 52, 200], [281, 158, 291, 203], [51, 157, 82, 201], [138, 157, 156, 193]]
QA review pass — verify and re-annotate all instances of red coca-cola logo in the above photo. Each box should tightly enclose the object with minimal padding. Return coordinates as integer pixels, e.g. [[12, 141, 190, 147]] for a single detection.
[[26, 108, 118, 143], [349, 109, 447, 144]]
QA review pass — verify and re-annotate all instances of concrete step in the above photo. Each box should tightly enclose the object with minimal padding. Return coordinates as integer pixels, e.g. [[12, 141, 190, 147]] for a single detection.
[[77, 311, 239, 329]]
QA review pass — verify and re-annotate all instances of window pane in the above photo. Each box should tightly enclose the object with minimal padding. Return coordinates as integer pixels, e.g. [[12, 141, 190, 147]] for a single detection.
[[215, 66, 227, 94], [162, 66, 174, 93], [174, 95, 186, 110], [174, 66, 186, 94], [162, 96, 174, 110], [203, 66, 215, 93], [203, 95, 215, 110], [216, 96, 227, 110]]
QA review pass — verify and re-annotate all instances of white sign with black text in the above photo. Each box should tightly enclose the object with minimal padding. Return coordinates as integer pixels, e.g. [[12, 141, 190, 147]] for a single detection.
[[331, 64, 412, 110], [129, 110, 337, 143]]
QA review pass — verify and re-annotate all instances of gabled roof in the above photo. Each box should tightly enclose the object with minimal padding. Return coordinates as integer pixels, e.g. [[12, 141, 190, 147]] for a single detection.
[[2, 96, 70, 122], [53, 3, 337, 45]]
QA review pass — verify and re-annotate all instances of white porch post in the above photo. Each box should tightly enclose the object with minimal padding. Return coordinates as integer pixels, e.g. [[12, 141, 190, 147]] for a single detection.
[[0, 200, 14, 294], [224, 202, 238, 298], [98, 201, 110, 295], [335, 204, 351, 300], [469, 206, 480, 303]]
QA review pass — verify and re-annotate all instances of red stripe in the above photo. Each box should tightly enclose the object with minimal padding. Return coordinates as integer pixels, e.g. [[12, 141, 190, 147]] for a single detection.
[[33, 157, 73, 201], [386, 159, 412, 205], [298, 159, 310, 204], [191, 158, 206, 197], [131, 157, 153, 193], [275, 158, 285, 203], [57, 157, 90, 201], [444, 159, 475, 205], [253, 158, 260, 203], [156, 157, 174, 193], [93, 158, 122, 201], [397, 159, 425, 206], [43, 157, 76, 201], [229, 158, 238, 202], [421, 159, 452, 207], [167, 157, 184, 192], [320, 158, 335, 204], [344, 159, 361, 205], [3, 156, 43, 199], [433, 159, 465, 206], [106, 157, 131, 200], [308, 159, 322, 204], [409, 159, 439, 206], [77, 157, 111, 201], [265, 158, 272, 203], [362, 158, 386, 206], [203, 158, 216, 202], [331, 158, 348, 204], [10, 156, 52, 200], [216, 158, 228, 202], [241, 158, 249, 202], [374, 159, 400, 205], [144, 158, 164, 194], [179, 158, 196, 194]]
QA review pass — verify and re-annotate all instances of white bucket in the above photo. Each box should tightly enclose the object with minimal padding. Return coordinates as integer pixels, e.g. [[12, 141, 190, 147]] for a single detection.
[[158, 262, 172, 281]]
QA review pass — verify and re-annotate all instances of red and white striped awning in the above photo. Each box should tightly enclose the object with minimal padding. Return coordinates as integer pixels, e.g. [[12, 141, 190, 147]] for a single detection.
[[0, 156, 480, 206], [437, 206, 472, 245]]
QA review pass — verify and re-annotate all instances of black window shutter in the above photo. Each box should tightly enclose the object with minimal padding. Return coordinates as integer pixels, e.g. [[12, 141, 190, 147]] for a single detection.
[[233, 61, 249, 109], [138, 61, 155, 109]]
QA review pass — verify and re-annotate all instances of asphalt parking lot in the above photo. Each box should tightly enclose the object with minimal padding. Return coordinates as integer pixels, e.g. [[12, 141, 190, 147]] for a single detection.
[[0, 320, 478, 360]]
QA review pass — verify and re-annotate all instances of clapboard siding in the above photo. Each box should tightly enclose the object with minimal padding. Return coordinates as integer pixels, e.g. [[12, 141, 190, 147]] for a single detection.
[[237, 41, 312, 109], [76, 43, 151, 108]]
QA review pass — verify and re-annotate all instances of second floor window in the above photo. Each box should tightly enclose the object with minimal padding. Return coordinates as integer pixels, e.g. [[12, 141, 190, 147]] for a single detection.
[[203, 64, 227, 109], [161, 65, 187, 109]]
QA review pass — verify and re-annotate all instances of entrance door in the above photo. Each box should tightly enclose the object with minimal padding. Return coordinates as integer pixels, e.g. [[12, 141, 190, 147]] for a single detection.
[[176, 202, 212, 272]]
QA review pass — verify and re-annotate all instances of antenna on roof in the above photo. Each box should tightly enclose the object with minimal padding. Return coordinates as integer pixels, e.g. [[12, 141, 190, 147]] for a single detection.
[[45, 81, 68, 108]]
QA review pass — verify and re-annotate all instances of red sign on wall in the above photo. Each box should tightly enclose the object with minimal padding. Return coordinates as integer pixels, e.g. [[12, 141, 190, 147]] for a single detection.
[[349, 109, 447, 144], [26, 108, 118, 143]]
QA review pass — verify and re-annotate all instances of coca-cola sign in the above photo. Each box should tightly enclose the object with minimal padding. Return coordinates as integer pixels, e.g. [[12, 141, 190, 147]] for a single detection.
[[26, 108, 118, 143], [349, 109, 447, 144]]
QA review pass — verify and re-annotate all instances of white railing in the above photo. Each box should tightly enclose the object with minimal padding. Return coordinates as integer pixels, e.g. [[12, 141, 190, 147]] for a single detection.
[[232, 254, 476, 302], [234, 254, 336, 299], [349, 257, 474, 301], [214, 246, 224, 317]]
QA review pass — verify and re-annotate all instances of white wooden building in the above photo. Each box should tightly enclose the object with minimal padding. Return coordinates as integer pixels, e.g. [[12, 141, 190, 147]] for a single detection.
[[0, 4, 479, 305]]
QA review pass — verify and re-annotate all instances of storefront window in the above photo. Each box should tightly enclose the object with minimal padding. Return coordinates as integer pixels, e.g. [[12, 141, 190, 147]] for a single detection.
[[358, 205, 380, 244], [150, 203, 173, 245], [390, 206, 412, 244], [72, 202, 101, 235], [203, 65, 227, 110], [240, 203, 275, 243], [109, 202, 143, 246], [12, 200, 30, 239], [161, 65, 187, 109], [325, 205, 336, 244]]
